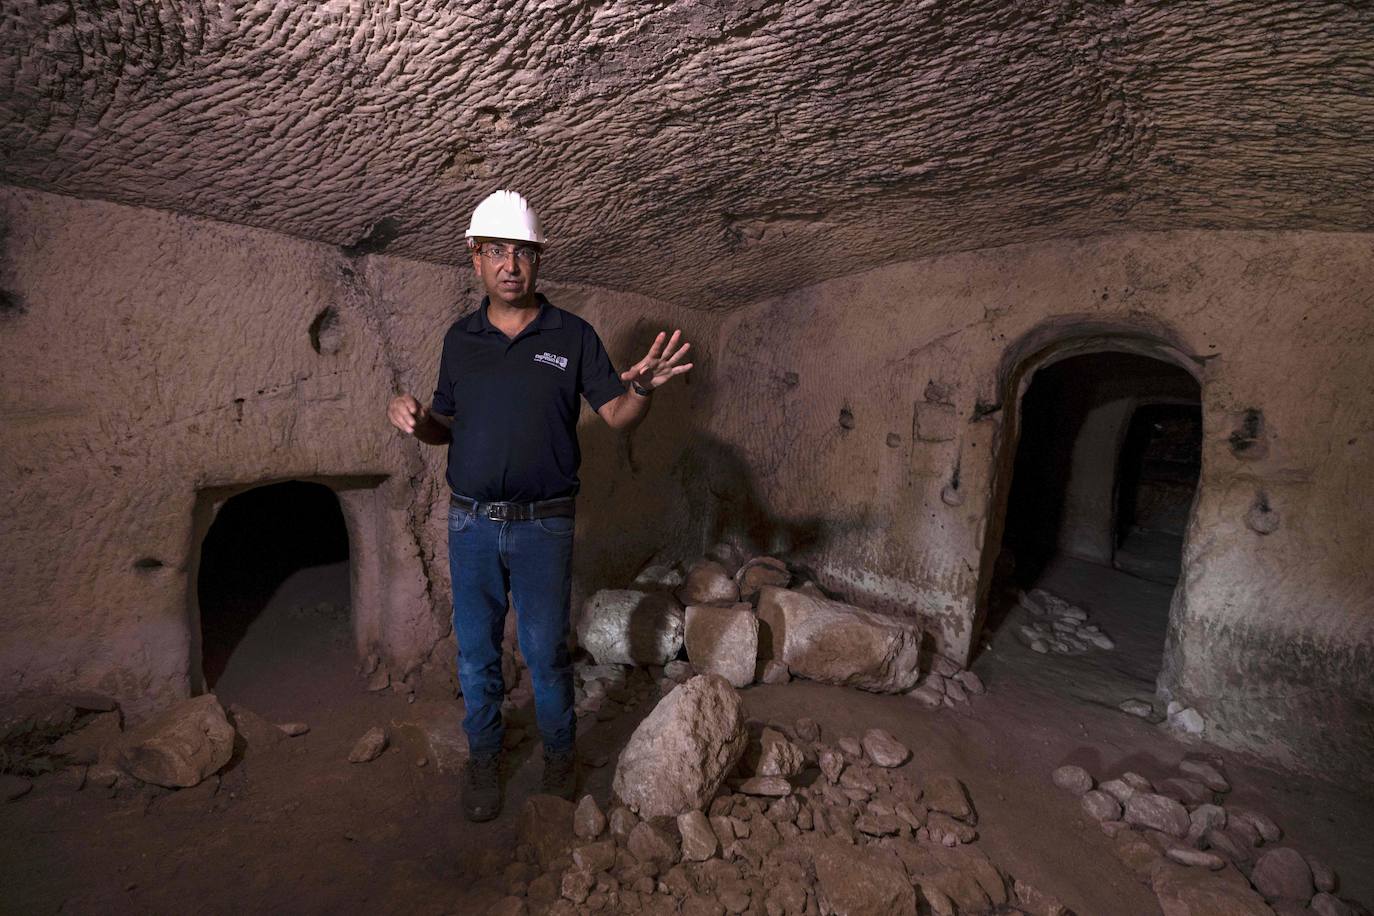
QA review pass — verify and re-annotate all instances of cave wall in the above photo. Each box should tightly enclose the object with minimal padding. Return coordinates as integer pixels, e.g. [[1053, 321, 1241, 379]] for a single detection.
[[0, 185, 720, 717], [707, 229, 1374, 774]]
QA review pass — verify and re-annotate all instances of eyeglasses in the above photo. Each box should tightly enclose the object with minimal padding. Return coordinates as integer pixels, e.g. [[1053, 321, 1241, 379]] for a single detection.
[[476, 242, 541, 266]]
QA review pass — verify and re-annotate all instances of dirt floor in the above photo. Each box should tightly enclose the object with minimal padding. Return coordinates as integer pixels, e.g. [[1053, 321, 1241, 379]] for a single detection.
[[3, 557, 1371, 915]]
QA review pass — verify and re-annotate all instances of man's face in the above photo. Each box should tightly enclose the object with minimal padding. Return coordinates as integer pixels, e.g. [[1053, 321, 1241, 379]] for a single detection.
[[471, 238, 541, 308]]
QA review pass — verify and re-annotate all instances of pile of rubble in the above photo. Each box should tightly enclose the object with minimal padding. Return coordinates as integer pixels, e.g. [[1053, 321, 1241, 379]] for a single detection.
[[573, 553, 984, 719], [0, 692, 311, 803], [491, 673, 1067, 916], [1014, 589, 1114, 655], [1052, 759, 1368, 916]]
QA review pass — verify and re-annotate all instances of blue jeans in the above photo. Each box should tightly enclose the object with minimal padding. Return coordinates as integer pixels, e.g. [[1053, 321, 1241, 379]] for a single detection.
[[448, 503, 576, 757]]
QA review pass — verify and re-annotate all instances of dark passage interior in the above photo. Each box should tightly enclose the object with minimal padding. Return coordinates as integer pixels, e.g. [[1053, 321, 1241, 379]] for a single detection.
[[1000, 351, 1201, 587], [1113, 402, 1203, 583], [198, 480, 351, 700], [986, 351, 1201, 686]]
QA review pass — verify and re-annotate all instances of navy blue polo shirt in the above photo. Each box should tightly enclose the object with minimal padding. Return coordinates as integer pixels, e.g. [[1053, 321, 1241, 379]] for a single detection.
[[431, 295, 625, 502]]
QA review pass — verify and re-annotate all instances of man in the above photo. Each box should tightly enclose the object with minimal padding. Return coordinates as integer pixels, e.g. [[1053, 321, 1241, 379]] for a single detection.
[[386, 190, 692, 822]]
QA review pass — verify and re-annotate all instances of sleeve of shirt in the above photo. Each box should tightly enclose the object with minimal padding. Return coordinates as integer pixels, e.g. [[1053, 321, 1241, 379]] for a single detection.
[[431, 328, 456, 417], [579, 323, 626, 412]]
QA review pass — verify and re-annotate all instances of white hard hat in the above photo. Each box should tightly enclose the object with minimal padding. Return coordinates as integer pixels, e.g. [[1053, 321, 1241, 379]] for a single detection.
[[465, 190, 545, 245]]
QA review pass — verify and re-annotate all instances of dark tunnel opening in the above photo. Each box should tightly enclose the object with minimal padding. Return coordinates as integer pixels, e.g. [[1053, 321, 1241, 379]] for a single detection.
[[984, 351, 1201, 677], [197, 480, 351, 694]]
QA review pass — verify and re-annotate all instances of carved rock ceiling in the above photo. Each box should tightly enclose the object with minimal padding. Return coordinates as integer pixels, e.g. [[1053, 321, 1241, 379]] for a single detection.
[[1, 1, 1371, 308]]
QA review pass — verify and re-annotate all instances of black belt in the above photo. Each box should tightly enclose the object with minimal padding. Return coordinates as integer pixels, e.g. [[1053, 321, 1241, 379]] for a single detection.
[[449, 493, 575, 521]]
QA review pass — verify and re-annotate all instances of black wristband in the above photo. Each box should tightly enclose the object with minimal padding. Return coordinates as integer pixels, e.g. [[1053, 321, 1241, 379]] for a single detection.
[[630, 380, 654, 397]]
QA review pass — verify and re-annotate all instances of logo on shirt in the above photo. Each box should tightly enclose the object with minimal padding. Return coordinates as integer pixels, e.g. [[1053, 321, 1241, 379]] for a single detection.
[[534, 352, 569, 371]]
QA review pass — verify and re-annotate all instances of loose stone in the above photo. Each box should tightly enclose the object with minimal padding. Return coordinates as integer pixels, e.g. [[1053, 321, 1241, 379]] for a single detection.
[[1081, 790, 1123, 822], [677, 810, 719, 861], [574, 794, 607, 839], [347, 727, 388, 764], [737, 776, 791, 797], [1125, 793, 1191, 838], [860, 729, 910, 768], [1251, 847, 1314, 902], [1052, 764, 1094, 796]]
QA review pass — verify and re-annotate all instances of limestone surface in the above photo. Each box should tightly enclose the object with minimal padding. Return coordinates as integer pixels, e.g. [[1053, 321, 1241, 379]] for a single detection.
[[612, 674, 747, 818], [684, 603, 758, 688], [576, 589, 685, 667], [115, 694, 235, 788], [756, 587, 922, 693]]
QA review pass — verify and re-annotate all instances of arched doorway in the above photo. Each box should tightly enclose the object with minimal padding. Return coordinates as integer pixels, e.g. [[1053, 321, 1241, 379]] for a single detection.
[[195, 480, 352, 712], [978, 332, 1202, 696]]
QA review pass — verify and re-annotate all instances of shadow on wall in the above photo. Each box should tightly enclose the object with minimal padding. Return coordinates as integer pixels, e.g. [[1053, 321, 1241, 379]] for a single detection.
[[572, 320, 834, 609]]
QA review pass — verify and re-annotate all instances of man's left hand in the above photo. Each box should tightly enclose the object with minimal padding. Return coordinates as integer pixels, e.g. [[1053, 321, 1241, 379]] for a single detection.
[[622, 329, 693, 392]]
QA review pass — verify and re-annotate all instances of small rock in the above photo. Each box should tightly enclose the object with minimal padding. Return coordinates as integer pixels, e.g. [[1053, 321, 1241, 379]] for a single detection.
[[860, 729, 910, 768], [944, 680, 968, 704], [678, 810, 718, 861], [1168, 707, 1206, 736], [1151, 861, 1272, 915], [759, 660, 791, 685], [1121, 772, 1154, 792], [86, 762, 121, 789], [738, 776, 791, 797], [676, 560, 741, 606], [1125, 793, 1191, 838], [1086, 632, 1115, 650], [1030, 639, 1050, 654], [561, 868, 594, 903], [1119, 699, 1155, 718], [819, 747, 844, 784], [348, 727, 388, 763], [735, 556, 792, 599], [1167, 847, 1226, 869], [908, 685, 944, 708], [1158, 777, 1212, 807], [954, 670, 985, 695], [574, 794, 607, 839], [664, 660, 695, 683], [837, 736, 862, 758], [1179, 758, 1229, 792], [1306, 856, 1337, 894], [794, 717, 820, 743], [571, 839, 617, 873], [1100, 778, 1136, 805], [366, 668, 390, 692], [1251, 847, 1314, 902], [1189, 804, 1227, 838], [634, 562, 685, 589], [278, 722, 310, 737], [745, 727, 805, 778], [1229, 807, 1282, 843], [608, 806, 638, 839], [1052, 765, 1094, 796], [1081, 790, 1122, 822], [1311, 894, 1355, 916], [627, 821, 680, 874], [924, 775, 973, 821]]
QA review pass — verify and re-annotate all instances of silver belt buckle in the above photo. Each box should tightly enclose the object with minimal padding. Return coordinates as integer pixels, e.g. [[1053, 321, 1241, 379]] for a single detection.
[[486, 502, 509, 521]]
